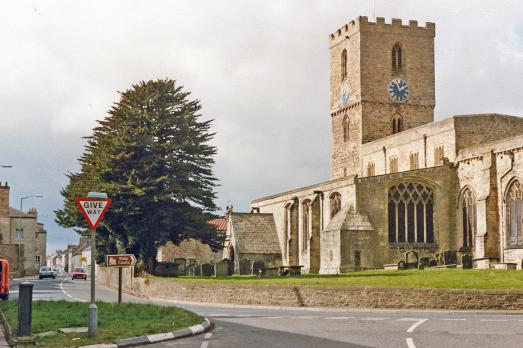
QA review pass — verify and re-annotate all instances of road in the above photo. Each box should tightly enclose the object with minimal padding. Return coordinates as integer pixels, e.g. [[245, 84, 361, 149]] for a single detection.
[[9, 276, 523, 348]]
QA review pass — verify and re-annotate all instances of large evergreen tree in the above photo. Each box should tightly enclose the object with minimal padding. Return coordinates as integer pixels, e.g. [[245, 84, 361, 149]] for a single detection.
[[56, 79, 221, 272]]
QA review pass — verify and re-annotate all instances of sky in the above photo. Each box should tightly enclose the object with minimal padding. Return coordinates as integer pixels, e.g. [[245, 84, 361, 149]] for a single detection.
[[1, 0, 522, 255]]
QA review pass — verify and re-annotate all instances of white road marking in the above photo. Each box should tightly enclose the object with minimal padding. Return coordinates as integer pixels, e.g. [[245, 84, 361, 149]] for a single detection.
[[360, 317, 388, 321], [200, 342, 209, 348], [257, 316, 282, 319], [288, 316, 314, 319], [60, 278, 86, 302], [325, 317, 355, 320], [407, 318, 428, 333], [204, 332, 212, 339], [479, 319, 508, 322], [398, 318, 424, 322], [406, 337, 416, 348], [440, 318, 467, 321]]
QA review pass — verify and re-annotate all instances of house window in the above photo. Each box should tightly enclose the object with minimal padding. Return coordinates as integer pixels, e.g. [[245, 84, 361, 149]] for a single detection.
[[410, 152, 419, 170], [330, 192, 341, 218], [35, 255, 41, 268], [341, 49, 347, 80], [367, 162, 375, 177], [392, 114, 403, 134], [388, 182, 434, 244], [389, 156, 398, 173], [506, 180, 523, 245], [392, 43, 402, 73], [461, 188, 476, 248], [15, 229, 23, 240], [434, 145, 444, 165], [343, 116, 350, 142]]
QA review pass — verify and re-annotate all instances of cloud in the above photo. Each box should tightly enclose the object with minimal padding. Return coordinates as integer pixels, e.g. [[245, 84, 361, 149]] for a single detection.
[[0, 0, 522, 253]]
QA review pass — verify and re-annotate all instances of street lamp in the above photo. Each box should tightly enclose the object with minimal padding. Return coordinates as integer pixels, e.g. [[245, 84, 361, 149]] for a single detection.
[[16, 194, 43, 249], [0, 165, 12, 168]]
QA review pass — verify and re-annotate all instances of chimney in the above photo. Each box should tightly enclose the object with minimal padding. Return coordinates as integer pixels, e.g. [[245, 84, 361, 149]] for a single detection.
[[0, 183, 9, 217]]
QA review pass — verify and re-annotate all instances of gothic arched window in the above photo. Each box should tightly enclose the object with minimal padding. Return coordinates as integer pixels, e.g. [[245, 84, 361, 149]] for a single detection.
[[506, 180, 523, 245], [301, 199, 311, 252], [330, 192, 342, 218], [392, 114, 403, 134], [461, 188, 477, 248], [392, 43, 402, 73], [341, 49, 348, 80], [388, 182, 434, 244], [343, 116, 350, 142]]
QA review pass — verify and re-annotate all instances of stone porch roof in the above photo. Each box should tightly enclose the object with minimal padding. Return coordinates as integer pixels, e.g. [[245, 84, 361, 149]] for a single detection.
[[324, 204, 374, 233], [230, 213, 281, 254]]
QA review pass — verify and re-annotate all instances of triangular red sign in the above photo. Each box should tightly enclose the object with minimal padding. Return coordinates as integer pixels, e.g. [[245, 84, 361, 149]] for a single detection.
[[75, 198, 112, 229]]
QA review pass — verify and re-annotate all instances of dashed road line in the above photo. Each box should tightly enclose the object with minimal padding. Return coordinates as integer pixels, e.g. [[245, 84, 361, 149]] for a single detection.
[[257, 316, 282, 319], [325, 317, 355, 320], [204, 332, 212, 339], [441, 318, 467, 321], [360, 317, 388, 321], [479, 319, 508, 322]]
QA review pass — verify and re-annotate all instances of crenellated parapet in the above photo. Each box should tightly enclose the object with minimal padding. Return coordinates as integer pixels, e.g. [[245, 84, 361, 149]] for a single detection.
[[329, 16, 435, 47]]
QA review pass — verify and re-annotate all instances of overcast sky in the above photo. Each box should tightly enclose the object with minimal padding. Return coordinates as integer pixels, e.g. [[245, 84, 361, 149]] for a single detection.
[[1, 0, 522, 254]]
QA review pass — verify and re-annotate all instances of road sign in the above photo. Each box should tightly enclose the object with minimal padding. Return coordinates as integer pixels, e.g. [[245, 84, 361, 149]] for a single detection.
[[75, 198, 112, 229], [106, 254, 137, 267]]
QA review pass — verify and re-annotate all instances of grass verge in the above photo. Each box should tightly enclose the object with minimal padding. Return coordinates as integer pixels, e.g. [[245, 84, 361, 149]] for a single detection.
[[153, 269, 523, 289], [0, 300, 202, 347]]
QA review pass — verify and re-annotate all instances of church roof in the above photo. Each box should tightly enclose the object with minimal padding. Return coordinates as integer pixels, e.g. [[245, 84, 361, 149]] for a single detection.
[[324, 204, 374, 233], [209, 217, 227, 231], [230, 213, 281, 254]]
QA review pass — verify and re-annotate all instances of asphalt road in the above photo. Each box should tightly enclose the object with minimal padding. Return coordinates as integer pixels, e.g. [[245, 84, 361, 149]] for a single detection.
[[9, 276, 523, 348]]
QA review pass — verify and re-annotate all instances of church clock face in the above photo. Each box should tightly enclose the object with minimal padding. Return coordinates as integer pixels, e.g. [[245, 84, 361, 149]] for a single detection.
[[388, 79, 410, 103], [340, 82, 349, 106]]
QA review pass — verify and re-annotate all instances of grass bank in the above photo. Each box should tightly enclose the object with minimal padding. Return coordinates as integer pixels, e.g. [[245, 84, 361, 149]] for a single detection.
[[152, 269, 523, 289], [0, 300, 202, 347]]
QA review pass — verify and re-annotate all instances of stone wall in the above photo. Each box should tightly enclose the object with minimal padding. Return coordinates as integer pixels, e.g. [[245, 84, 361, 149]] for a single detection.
[[98, 267, 523, 310], [356, 163, 457, 267]]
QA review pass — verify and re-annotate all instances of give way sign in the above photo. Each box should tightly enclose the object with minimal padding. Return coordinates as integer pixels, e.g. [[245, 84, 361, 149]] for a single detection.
[[75, 197, 112, 229]]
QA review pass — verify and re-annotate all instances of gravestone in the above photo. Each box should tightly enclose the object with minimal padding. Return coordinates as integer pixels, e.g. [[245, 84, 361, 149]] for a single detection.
[[252, 261, 266, 276], [239, 259, 251, 275], [443, 249, 457, 265], [461, 254, 473, 269], [201, 263, 214, 277], [215, 260, 229, 277], [404, 250, 419, 269], [175, 258, 186, 275], [419, 256, 431, 267]]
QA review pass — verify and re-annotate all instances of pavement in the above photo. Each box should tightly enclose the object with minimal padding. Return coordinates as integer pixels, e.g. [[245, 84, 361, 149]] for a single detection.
[[7, 275, 523, 348]]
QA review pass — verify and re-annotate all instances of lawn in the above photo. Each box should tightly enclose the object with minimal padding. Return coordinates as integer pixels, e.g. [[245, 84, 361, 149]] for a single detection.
[[153, 269, 523, 289], [0, 300, 202, 347]]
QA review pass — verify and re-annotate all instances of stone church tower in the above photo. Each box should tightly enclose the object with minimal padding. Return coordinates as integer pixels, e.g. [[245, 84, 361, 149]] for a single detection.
[[330, 16, 436, 179]]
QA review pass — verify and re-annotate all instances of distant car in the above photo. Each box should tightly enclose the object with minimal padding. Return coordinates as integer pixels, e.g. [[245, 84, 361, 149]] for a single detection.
[[38, 266, 56, 279], [72, 267, 87, 280]]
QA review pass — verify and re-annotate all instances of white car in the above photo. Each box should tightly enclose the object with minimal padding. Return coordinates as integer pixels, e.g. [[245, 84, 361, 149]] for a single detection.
[[38, 266, 56, 279]]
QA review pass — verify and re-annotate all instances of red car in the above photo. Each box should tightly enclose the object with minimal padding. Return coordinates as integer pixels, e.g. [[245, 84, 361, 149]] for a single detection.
[[72, 267, 87, 280]]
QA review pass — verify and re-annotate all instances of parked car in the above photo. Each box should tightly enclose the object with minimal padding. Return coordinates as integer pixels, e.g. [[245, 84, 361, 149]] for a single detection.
[[38, 266, 56, 279], [72, 267, 87, 280]]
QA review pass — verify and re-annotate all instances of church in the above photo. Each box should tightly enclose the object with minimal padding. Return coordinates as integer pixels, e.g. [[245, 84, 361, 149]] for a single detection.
[[223, 16, 523, 274]]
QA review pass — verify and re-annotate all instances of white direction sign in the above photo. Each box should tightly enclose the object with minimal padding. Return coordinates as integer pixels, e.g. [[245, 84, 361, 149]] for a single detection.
[[75, 198, 112, 229]]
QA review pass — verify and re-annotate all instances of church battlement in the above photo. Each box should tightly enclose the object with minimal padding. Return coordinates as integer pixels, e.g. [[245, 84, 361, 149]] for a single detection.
[[329, 16, 435, 47]]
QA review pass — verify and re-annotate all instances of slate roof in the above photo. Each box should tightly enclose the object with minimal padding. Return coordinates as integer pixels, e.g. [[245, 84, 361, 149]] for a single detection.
[[324, 204, 374, 233], [230, 213, 281, 254], [9, 207, 34, 218]]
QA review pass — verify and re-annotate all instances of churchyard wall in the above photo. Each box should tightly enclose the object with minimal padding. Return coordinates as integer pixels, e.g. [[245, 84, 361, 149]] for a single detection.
[[98, 267, 523, 310]]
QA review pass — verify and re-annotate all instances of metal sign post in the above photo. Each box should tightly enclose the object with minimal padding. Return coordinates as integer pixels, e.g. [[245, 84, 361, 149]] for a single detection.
[[106, 254, 136, 304], [75, 192, 111, 338]]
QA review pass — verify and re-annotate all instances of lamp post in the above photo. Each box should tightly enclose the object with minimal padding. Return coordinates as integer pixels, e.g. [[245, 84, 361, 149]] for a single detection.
[[17, 195, 43, 271]]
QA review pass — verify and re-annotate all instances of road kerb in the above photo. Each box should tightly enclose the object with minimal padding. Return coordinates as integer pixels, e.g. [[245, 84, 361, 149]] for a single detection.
[[78, 317, 212, 348]]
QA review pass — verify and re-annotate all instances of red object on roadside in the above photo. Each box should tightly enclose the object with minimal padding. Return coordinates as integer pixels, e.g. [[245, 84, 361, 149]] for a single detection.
[[0, 259, 9, 300]]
